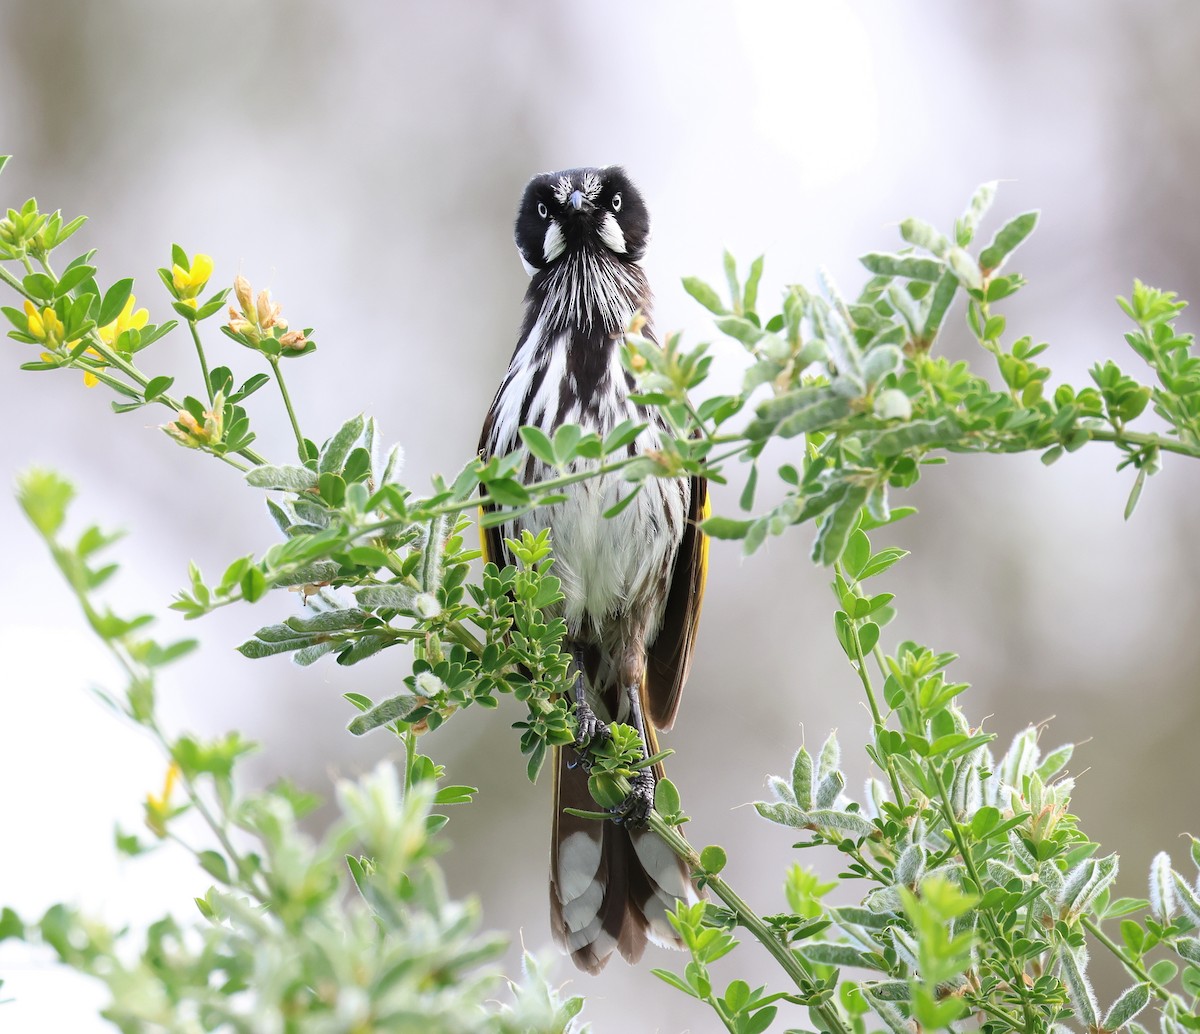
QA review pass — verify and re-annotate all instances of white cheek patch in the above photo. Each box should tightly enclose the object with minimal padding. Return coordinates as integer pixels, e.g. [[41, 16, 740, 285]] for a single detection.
[[598, 212, 626, 254], [517, 243, 539, 276], [543, 220, 565, 263]]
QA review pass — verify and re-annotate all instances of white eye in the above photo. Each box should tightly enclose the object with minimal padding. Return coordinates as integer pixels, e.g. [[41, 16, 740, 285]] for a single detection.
[[611, 193, 622, 212], [537, 201, 548, 219]]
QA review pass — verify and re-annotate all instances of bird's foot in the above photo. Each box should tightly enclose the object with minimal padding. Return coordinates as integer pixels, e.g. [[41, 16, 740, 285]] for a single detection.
[[573, 701, 611, 750], [566, 701, 611, 771], [611, 767, 655, 828]]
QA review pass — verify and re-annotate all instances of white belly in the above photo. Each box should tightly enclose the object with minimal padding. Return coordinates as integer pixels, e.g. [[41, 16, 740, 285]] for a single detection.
[[518, 467, 686, 638]]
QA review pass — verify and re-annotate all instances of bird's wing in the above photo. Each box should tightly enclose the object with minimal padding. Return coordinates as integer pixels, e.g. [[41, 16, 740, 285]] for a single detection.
[[643, 475, 709, 730]]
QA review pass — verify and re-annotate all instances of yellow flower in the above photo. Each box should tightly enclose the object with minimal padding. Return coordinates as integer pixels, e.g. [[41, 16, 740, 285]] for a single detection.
[[98, 294, 149, 347], [171, 252, 214, 309], [145, 761, 181, 839], [24, 299, 64, 346]]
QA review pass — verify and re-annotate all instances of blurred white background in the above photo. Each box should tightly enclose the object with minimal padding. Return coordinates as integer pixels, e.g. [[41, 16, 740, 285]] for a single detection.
[[2, 2, 1199, 1030]]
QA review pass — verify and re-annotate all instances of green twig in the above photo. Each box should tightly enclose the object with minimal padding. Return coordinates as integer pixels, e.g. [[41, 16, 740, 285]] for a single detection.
[[1081, 916, 1172, 1004], [647, 810, 852, 1034], [269, 358, 306, 459], [188, 320, 214, 404]]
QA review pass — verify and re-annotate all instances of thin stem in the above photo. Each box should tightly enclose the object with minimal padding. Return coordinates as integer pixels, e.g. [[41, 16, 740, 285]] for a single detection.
[[189, 320, 214, 403], [836, 567, 906, 808], [269, 358, 306, 459], [647, 811, 852, 1034], [0, 262, 36, 301], [931, 764, 1037, 1031], [1081, 916, 1173, 1004]]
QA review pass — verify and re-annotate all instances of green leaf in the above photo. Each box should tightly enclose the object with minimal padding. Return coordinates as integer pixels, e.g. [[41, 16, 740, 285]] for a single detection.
[[700, 845, 727, 875], [921, 271, 959, 343], [54, 263, 96, 297], [812, 487, 869, 566], [98, 278, 134, 326], [957, 181, 998, 246], [22, 271, 55, 300], [347, 692, 426, 734], [743, 255, 764, 313], [318, 414, 364, 476], [519, 425, 557, 467], [682, 276, 725, 315], [701, 515, 753, 540], [1124, 466, 1147, 520], [654, 777, 681, 816], [714, 315, 763, 347], [144, 375, 174, 401], [723, 249, 740, 310], [860, 252, 943, 282], [246, 465, 319, 491], [603, 484, 643, 519], [197, 850, 231, 884], [485, 478, 532, 507], [979, 211, 1039, 273], [17, 469, 75, 536]]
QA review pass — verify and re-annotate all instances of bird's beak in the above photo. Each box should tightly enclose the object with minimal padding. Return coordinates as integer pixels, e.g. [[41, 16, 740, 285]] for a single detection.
[[568, 190, 594, 213]]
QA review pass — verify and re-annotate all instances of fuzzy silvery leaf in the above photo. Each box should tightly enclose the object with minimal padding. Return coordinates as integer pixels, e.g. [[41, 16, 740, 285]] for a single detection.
[[1176, 937, 1200, 966], [794, 943, 884, 970], [318, 414, 365, 476], [861, 990, 911, 1034], [347, 691, 427, 735], [860, 344, 903, 390], [889, 927, 919, 970], [946, 246, 983, 291], [272, 561, 340, 587], [1058, 854, 1119, 919], [766, 775, 794, 805], [1171, 870, 1200, 925], [1103, 983, 1151, 1030], [246, 464, 319, 491], [814, 771, 844, 810], [791, 746, 813, 810], [950, 758, 982, 818], [864, 777, 890, 819], [378, 443, 406, 487], [998, 727, 1039, 792], [1057, 946, 1098, 1028], [753, 802, 873, 838], [957, 181, 998, 246], [896, 844, 926, 888], [900, 217, 950, 257], [817, 731, 840, 783], [864, 886, 904, 915], [886, 283, 923, 336], [1150, 851, 1176, 920], [354, 584, 419, 611], [984, 860, 1025, 889], [830, 906, 890, 930], [1036, 743, 1073, 781], [286, 608, 368, 633], [861, 980, 910, 1002]]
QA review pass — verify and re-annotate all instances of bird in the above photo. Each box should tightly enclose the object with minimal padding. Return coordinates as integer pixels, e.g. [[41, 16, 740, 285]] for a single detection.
[[477, 166, 709, 973]]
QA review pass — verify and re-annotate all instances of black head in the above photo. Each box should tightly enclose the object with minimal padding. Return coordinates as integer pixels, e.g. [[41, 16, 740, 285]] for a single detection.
[[514, 166, 650, 273]]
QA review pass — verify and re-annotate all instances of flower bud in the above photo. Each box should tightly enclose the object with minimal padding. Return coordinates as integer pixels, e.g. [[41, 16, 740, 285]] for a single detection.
[[234, 274, 253, 314], [279, 330, 307, 350]]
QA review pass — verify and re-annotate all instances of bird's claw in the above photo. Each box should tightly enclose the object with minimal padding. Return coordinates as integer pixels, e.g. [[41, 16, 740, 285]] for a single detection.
[[573, 702, 611, 751], [611, 768, 655, 828], [566, 702, 611, 771]]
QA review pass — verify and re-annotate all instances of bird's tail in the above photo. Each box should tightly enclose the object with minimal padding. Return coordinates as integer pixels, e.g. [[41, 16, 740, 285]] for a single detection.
[[549, 745, 700, 973]]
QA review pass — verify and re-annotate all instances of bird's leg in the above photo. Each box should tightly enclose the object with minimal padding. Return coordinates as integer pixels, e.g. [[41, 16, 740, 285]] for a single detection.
[[567, 644, 609, 769], [611, 679, 656, 828]]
